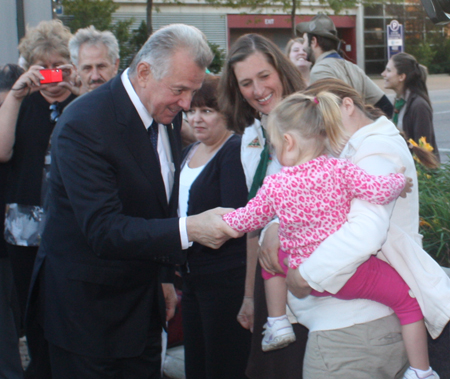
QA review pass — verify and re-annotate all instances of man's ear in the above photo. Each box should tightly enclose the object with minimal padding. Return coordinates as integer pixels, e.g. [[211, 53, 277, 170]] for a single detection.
[[113, 58, 120, 75], [135, 61, 152, 88]]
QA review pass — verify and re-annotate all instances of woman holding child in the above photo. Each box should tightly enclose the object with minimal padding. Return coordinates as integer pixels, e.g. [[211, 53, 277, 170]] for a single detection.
[[220, 33, 450, 378], [219, 34, 308, 378]]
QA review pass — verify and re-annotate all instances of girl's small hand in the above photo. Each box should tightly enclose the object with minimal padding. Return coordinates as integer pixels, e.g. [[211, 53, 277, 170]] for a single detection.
[[10, 65, 48, 99], [400, 176, 413, 198], [397, 166, 413, 198]]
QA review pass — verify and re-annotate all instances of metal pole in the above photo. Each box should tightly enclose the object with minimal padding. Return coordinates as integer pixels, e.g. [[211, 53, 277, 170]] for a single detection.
[[16, 0, 25, 40]]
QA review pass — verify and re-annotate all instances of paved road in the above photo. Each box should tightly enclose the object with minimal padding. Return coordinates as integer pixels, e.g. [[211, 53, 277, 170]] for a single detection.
[[373, 74, 450, 163]]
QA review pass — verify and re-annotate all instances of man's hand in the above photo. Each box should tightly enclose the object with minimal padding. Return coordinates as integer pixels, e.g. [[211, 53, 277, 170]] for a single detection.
[[286, 264, 312, 299], [161, 283, 178, 321], [259, 223, 283, 275], [237, 297, 254, 332], [186, 208, 243, 249]]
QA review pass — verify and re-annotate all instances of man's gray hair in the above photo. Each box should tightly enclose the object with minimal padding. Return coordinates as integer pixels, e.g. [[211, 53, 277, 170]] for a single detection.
[[129, 24, 213, 80], [69, 25, 119, 67]]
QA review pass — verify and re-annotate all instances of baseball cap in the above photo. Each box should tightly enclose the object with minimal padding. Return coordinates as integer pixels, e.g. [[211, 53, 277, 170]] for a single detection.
[[296, 14, 341, 42]]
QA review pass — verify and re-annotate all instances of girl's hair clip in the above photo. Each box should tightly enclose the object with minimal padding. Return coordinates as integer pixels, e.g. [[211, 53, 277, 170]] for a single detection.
[[313, 97, 319, 105]]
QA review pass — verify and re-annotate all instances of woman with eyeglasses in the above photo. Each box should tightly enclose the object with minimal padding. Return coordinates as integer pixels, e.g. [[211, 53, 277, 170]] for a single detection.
[[0, 20, 76, 379]]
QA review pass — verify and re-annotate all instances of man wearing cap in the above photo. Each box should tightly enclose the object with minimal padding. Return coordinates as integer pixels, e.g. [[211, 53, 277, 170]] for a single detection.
[[297, 14, 393, 117]]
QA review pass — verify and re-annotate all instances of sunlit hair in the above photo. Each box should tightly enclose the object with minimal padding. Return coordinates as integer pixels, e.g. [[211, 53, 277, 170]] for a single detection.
[[218, 34, 305, 133], [129, 24, 213, 80], [69, 25, 119, 67], [18, 20, 72, 69], [304, 78, 384, 120], [304, 78, 438, 168], [285, 37, 305, 56], [392, 52, 432, 108], [267, 91, 349, 157]]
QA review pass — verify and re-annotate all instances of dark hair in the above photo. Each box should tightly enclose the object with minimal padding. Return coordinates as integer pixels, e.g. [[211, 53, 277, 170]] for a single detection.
[[0, 64, 25, 92], [304, 78, 438, 169], [190, 74, 220, 111], [308, 33, 339, 52], [218, 34, 305, 133], [391, 52, 431, 108]]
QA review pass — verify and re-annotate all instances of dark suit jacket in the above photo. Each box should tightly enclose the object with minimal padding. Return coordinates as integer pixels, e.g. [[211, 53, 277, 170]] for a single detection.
[[31, 75, 185, 358]]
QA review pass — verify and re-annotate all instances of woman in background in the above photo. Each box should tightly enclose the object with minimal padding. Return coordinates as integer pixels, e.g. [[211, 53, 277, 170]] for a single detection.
[[219, 33, 307, 379], [179, 75, 251, 379], [0, 20, 76, 378], [381, 52, 440, 161], [285, 37, 312, 85]]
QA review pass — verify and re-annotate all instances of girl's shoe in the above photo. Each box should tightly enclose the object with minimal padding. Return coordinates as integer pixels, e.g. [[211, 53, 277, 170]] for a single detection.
[[403, 367, 440, 379], [261, 316, 296, 352]]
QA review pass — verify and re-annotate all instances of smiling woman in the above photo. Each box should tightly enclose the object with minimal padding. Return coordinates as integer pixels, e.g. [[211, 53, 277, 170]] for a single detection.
[[178, 75, 251, 379], [218, 33, 307, 379]]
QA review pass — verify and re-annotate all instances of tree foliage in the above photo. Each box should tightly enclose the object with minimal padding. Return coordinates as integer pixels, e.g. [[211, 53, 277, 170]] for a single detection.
[[208, 41, 226, 73], [61, 0, 119, 31], [60, 0, 148, 69]]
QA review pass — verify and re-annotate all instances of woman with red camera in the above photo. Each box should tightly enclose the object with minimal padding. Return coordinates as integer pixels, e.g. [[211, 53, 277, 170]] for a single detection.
[[0, 19, 77, 379]]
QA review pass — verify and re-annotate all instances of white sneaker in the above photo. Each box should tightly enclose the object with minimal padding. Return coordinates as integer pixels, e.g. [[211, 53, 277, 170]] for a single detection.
[[261, 316, 296, 352], [403, 367, 440, 379]]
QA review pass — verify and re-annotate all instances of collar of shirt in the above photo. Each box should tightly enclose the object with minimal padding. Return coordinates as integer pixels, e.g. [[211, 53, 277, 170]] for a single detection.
[[316, 50, 339, 64], [121, 68, 154, 129], [121, 69, 175, 202]]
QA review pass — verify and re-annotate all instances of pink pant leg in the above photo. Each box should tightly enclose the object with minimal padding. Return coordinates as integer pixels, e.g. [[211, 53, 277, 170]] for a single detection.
[[311, 256, 423, 325], [261, 248, 289, 280]]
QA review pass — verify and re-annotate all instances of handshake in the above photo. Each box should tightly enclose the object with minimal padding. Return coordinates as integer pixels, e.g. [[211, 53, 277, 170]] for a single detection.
[[186, 207, 242, 249]]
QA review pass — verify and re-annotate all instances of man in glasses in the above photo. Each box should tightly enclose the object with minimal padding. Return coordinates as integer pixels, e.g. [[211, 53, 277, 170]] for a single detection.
[[69, 26, 120, 95], [29, 24, 241, 378]]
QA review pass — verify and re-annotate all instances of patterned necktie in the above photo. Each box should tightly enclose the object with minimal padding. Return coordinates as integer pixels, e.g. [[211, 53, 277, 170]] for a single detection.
[[148, 119, 159, 156], [392, 98, 406, 126]]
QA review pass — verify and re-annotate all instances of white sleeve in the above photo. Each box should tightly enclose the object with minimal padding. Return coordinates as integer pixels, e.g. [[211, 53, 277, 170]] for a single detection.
[[299, 152, 399, 294]]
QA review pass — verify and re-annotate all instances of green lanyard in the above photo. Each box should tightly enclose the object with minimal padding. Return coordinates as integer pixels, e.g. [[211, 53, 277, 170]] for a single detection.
[[248, 127, 271, 200]]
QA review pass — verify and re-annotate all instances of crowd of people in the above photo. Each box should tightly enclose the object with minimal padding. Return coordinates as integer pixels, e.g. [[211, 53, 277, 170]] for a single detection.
[[0, 13, 447, 379]]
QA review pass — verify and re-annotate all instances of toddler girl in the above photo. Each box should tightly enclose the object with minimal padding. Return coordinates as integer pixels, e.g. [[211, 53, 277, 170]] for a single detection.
[[223, 91, 437, 379]]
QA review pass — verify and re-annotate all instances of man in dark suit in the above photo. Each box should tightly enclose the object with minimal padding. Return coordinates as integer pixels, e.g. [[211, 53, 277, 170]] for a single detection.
[[30, 24, 240, 378]]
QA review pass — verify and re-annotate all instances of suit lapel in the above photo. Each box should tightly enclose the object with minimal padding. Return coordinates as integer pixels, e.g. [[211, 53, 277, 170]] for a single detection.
[[111, 76, 168, 210]]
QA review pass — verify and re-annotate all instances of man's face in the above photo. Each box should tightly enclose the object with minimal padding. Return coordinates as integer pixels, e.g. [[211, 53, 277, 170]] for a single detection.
[[136, 50, 206, 125], [76, 43, 119, 92]]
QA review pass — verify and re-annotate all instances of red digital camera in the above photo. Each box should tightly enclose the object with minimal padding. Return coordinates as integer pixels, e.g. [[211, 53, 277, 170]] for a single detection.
[[40, 69, 63, 84]]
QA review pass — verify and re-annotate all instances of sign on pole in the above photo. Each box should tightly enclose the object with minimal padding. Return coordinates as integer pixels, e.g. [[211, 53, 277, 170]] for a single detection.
[[387, 20, 404, 60]]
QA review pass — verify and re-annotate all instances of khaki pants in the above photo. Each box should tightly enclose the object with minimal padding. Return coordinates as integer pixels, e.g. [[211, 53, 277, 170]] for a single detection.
[[304, 314, 409, 379]]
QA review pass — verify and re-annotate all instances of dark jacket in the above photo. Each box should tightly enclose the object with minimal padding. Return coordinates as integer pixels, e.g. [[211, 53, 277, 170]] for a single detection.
[[403, 92, 440, 161], [29, 75, 185, 358], [182, 135, 248, 275]]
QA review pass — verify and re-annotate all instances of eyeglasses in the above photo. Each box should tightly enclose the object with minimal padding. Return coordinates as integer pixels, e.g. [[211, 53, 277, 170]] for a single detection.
[[49, 102, 61, 124]]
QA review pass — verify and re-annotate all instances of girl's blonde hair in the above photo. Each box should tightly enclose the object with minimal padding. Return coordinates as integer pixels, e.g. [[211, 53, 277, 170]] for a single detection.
[[267, 91, 349, 157]]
